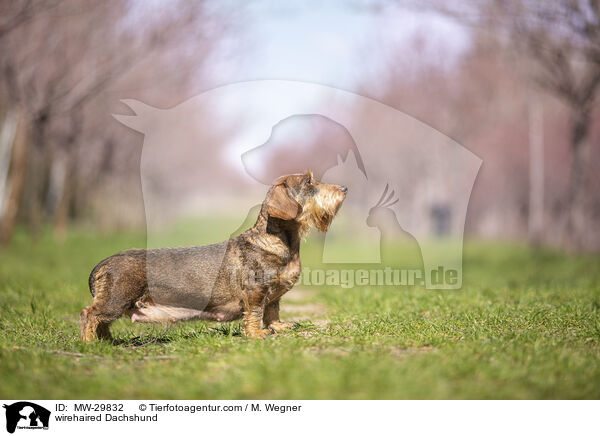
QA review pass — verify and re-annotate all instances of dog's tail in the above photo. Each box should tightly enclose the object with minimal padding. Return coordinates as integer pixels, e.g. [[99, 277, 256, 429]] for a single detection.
[[88, 257, 112, 297]]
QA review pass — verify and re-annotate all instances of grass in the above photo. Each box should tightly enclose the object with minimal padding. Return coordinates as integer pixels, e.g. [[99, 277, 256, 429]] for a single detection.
[[0, 223, 599, 399]]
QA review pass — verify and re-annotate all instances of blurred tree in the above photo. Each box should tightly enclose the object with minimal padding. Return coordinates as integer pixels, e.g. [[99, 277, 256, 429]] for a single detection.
[[493, 0, 599, 250], [427, 0, 600, 250], [0, 0, 224, 243]]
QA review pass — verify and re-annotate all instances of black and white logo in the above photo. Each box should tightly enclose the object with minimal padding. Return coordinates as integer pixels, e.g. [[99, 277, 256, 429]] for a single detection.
[[3, 402, 50, 433]]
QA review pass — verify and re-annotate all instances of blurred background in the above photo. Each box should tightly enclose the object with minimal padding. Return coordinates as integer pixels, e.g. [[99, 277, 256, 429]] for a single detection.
[[0, 0, 599, 252]]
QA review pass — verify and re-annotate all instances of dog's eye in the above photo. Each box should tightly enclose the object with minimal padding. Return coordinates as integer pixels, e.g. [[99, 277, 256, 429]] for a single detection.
[[305, 177, 312, 186]]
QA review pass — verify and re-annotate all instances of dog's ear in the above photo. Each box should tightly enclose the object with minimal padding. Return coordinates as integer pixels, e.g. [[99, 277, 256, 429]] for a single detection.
[[266, 184, 300, 220]]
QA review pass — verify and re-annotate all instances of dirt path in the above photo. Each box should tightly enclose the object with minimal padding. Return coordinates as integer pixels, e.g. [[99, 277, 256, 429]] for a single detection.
[[280, 286, 329, 326]]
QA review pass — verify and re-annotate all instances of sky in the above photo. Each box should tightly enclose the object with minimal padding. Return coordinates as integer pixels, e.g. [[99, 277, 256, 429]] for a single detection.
[[200, 1, 472, 164], [206, 1, 471, 91], [127, 0, 472, 167]]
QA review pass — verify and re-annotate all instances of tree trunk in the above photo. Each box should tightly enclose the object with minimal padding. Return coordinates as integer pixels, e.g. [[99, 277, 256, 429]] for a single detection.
[[52, 112, 83, 240], [22, 116, 51, 240], [564, 105, 592, 251], [0, 106, 29, 245], [0, 109, 17, 215], [528, 96, 544, 247], [53, 152, 76, 240]]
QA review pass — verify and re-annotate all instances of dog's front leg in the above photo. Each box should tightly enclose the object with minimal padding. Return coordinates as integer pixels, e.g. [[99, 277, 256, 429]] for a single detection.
[[264, 300, 292, 333], [244, 290, 270, 339]]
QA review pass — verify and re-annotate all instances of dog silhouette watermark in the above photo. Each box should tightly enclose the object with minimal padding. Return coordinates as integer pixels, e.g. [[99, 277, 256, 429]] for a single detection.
[[114, 80, 481, 292]]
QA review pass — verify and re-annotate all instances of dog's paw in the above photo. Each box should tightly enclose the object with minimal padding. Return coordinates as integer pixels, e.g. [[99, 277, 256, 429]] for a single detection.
[[246, 328, 271, 339], [268, 321, 293, 333]]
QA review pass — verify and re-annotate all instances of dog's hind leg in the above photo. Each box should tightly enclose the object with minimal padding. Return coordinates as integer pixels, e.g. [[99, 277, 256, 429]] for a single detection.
[[81, 266, 116, 342], [81, 262, 144, 342], [80, 305, 117, 342], [96, 321, 113, 341], [80, 298, 118, 342], [80, 306, 99, 342]]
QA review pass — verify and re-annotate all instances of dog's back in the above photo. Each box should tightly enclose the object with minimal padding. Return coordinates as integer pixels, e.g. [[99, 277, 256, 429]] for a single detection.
[[88, 243, 234, 305]]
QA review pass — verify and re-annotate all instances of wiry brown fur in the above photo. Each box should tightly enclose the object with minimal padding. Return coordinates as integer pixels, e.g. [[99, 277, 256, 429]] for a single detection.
[[80, 171, 346, 341]]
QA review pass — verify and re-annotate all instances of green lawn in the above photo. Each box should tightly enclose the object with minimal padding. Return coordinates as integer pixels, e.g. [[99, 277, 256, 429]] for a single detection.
[[0, 224, 599, 399]]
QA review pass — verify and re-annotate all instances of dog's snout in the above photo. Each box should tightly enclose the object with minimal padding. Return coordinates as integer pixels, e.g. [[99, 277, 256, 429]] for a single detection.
[[339, 186, 348, 194]]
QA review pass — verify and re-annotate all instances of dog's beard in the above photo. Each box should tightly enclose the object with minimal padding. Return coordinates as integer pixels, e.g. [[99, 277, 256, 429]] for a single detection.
[[298, 189, 345, 235]]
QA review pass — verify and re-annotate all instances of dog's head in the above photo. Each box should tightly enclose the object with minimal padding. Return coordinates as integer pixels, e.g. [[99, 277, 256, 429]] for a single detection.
[[264, 170, 347, 233]]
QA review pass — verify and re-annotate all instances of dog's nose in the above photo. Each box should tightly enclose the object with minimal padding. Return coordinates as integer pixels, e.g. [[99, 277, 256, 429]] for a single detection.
[[339, 186, 348, 193]]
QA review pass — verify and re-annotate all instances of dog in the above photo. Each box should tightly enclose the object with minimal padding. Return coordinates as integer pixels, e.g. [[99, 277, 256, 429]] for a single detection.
[[80, 171, 347, 341]]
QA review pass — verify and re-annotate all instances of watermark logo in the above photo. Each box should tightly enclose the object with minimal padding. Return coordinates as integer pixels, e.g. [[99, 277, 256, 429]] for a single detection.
[[114, 80, 481, 291], [3, 402, 50, 433]]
